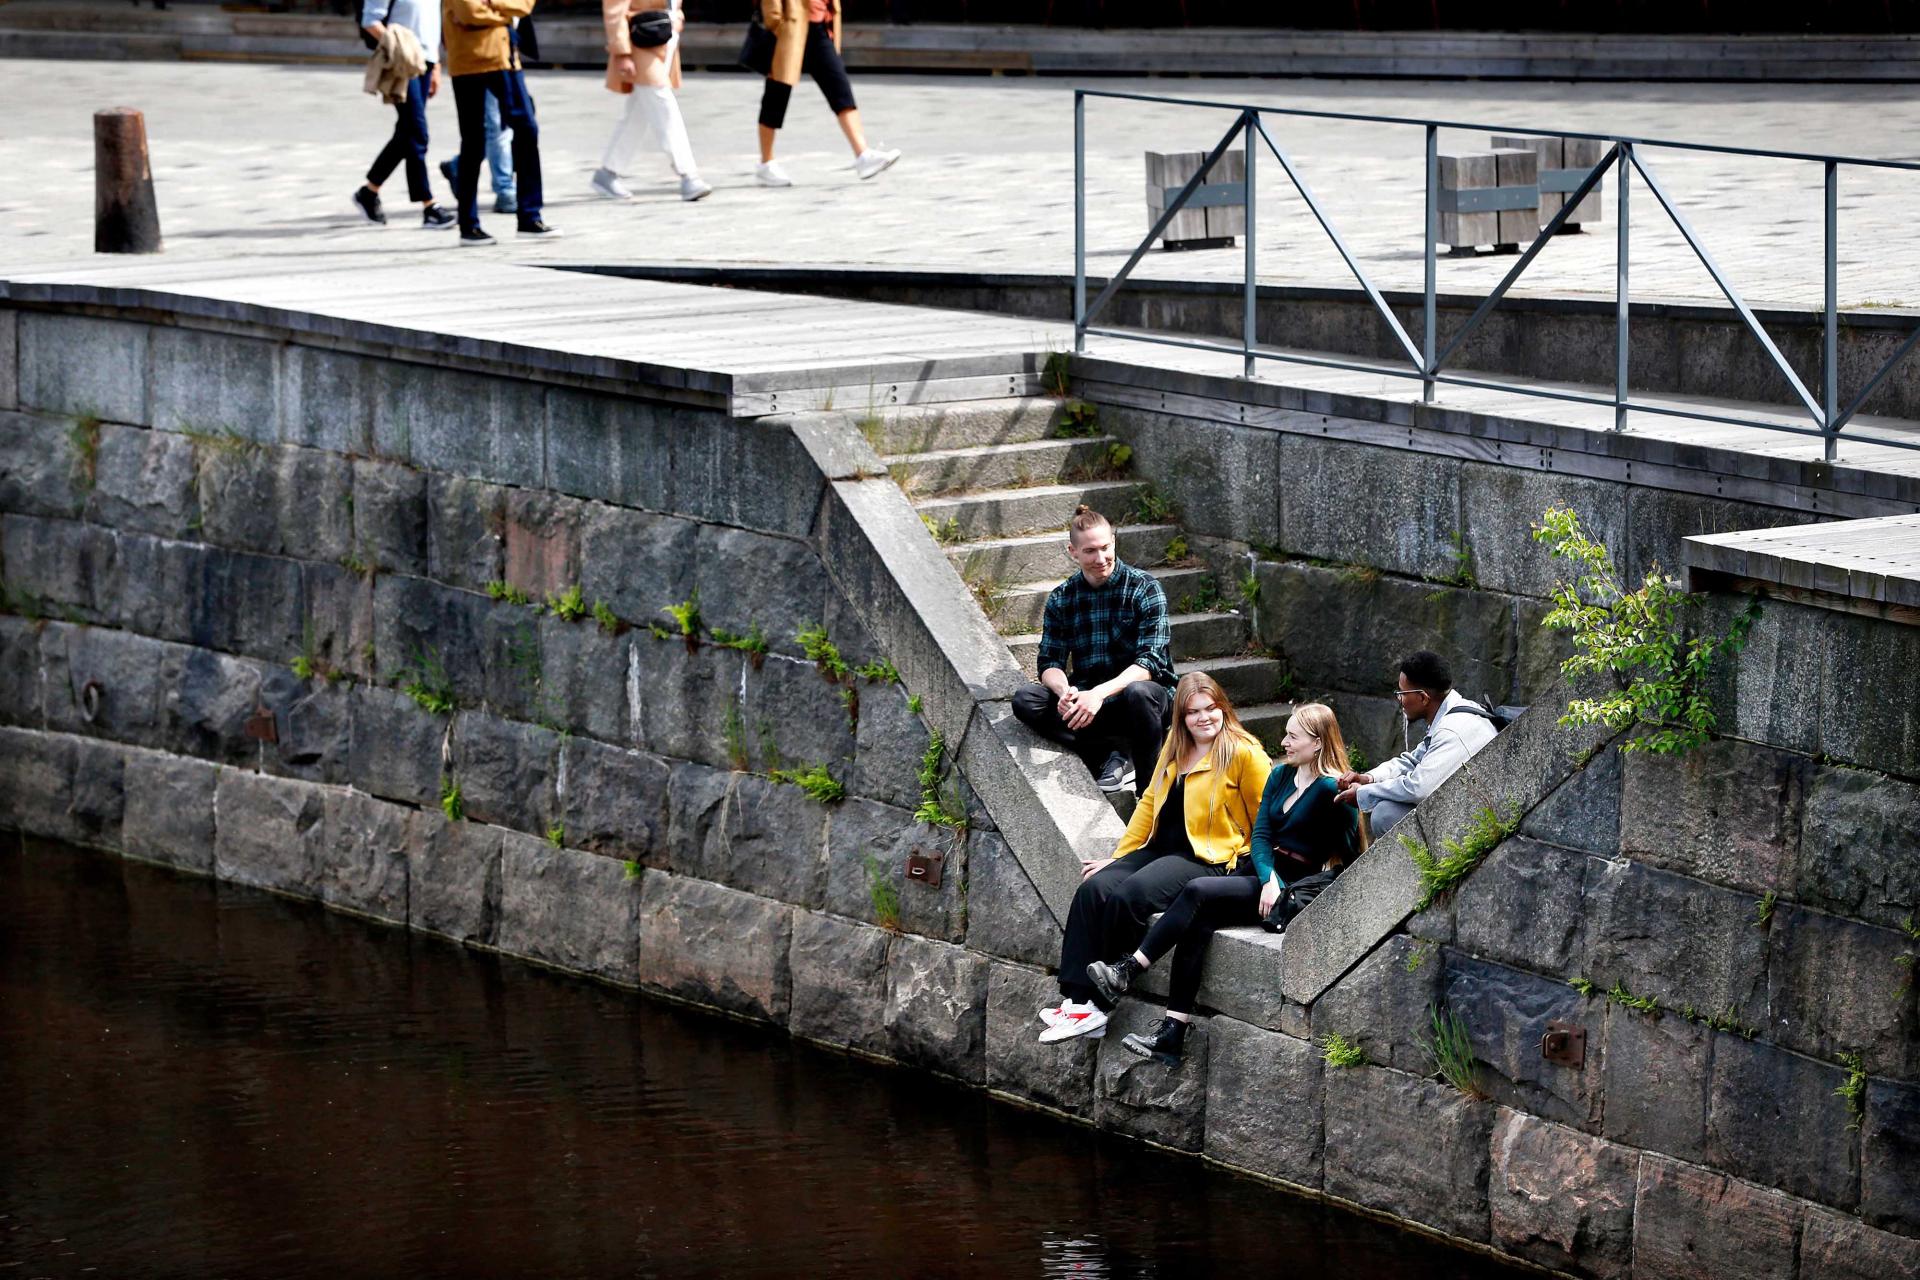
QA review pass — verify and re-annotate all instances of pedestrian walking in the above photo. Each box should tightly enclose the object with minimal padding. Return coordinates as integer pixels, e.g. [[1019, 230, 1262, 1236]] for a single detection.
[[745, 0, 899, 188], [438, 94, 517, 216], [354, 0, 456, 229], [443, 0, 560, 244], [592, 0, 711, 203]]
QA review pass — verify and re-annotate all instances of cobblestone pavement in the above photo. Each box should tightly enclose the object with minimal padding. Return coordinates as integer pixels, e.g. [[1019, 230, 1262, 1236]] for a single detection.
[[7, 59, 1920, 311]]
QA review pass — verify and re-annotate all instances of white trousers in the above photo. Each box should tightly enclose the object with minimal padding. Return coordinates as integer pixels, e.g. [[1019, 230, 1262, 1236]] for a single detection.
[[601, 79, 698, 181]]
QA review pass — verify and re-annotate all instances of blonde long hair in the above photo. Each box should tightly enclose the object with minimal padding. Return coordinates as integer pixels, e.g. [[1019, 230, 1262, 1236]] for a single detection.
[[1289, 700, 1370, 854], [1151, 671, 1259, 793]]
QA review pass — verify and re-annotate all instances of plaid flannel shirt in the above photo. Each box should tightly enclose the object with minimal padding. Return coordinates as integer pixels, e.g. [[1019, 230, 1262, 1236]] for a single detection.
[[1036, 560, 1175, 689]]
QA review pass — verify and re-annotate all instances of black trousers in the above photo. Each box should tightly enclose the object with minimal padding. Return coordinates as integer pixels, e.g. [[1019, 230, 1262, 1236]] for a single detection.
[[1012, 679, 1171, 797], [453, 69, 542, 227], [1138, 864, 1260, 1015], [1057, 847, 1234, 1004], [367, 71, 432, 203], [757, 21, 858, 130]]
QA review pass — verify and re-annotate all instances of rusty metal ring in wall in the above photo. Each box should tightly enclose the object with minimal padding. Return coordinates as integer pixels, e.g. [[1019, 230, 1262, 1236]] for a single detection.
[[80, 680, 102, 724]]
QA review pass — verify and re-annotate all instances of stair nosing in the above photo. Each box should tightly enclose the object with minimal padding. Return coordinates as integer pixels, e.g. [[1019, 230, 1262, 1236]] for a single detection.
[[883, 435, 1117, 465]]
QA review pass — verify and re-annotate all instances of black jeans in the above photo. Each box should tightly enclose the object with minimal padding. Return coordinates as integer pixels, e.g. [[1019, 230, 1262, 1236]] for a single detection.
[[1012, 679, 1171, 797], [757, 21, 858, 130], [1138, 863, 1260, 1015], [452, 69, 542, 227], [1057, 847, 1233, 1005], [367, 71, 432, 203]]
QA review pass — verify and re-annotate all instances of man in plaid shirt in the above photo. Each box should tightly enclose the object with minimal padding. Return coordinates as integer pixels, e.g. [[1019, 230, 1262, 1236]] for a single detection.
[[1011, 507, 1175, 796]]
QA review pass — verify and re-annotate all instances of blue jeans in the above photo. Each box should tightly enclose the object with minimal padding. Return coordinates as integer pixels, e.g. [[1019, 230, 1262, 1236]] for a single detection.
[[442, 92, 515, 199], [367, 71, 431, 203], [452, 70, 542, 226]]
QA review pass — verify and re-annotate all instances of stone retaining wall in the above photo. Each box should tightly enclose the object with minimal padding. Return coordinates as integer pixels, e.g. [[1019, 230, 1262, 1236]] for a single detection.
[[5, 301, 1918, 1278]]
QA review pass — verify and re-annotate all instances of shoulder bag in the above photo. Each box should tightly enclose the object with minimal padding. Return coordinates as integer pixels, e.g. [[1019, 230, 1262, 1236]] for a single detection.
[[1260, 867, 1341, 933], [628, 9, 674, 48]]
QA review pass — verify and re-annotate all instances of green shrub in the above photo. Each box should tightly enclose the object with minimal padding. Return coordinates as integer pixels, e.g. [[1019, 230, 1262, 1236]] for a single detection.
[[1417, 1004, 1485, 1100], [547, 584, 588, 622], [1319, 1032, 1367, 1068], [1532, 504, 1758, 755], [768, 763, 846, 805]]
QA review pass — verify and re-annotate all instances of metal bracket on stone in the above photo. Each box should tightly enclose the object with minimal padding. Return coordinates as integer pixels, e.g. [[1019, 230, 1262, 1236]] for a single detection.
[[1540, 1020, 1586, 1068], [244, 704, 279, 743], [905, 847, 945, 889]]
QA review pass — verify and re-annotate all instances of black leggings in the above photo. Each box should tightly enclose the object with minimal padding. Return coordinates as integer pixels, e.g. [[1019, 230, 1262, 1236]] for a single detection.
[[1137, 865, 1260, 1016], [758, 22, 857, 130], [1056, 847, 1235, 1006]]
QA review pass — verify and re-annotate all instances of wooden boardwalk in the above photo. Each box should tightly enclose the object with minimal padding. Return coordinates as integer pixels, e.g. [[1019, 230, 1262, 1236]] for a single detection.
[[7, 256, 1920, 516], [1686, 513, 1920, 616]]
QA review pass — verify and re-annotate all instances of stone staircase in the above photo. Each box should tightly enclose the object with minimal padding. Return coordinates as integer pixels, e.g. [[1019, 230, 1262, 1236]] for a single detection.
[[866, 397, 1296, 776]]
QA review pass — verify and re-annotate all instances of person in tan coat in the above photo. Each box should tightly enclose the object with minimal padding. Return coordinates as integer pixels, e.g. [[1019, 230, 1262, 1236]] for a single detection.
[[591, 0, 710, 203], [751, 0, 898, 188], [443, 0, 559, 243]]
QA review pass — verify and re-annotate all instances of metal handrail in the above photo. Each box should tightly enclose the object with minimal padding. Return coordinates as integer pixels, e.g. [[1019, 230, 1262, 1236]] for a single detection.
[[1070, 88, 1920, 460]]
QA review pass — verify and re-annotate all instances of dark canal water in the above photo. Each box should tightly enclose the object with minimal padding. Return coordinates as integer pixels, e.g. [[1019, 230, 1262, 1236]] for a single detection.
[[1, 838, 1524, 1279]]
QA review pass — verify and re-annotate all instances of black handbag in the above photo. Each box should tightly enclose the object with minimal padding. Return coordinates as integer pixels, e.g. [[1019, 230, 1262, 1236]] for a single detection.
[[738, 8, 776, 75], [1261, 868, 1341, 933], [628, 9, 674, 48]]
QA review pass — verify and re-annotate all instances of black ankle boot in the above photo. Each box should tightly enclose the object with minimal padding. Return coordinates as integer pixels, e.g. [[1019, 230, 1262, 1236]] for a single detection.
[[1086, 955, 1140, 1005], [1121, 1015, 1189, 1065]]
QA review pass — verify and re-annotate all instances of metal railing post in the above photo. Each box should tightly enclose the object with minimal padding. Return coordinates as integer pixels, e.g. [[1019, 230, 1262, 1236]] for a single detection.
[[1074, 91, 1087, 355], [1824, 160, 1838, 461], [1244, 110, 1257, 379], [1615, 141, 1630, 432], [1423, 123, 1437, 404]]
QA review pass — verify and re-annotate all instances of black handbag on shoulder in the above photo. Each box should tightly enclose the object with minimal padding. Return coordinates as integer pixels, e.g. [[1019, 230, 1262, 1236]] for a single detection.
[[1261, 868, 1341, 933], [738, 5, 776, 75], [628, 9, 674, 48]]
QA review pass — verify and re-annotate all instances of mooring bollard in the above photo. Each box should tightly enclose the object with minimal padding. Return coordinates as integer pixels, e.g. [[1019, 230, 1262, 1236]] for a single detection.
[[94, 107, 162, 254]]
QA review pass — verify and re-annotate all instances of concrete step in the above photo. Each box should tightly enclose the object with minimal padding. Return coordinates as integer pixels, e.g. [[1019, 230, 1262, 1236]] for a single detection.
[[913, 479, 1145, 544], [992, 565, 1213, 634], [865, 397, 1063, 456], [1177, 654, 1289, 708], [1239, 701, 1297, 753], [889, 436, 1125, 499], [1005, 610, 1248, 671], [948, 522, 1178, 587]]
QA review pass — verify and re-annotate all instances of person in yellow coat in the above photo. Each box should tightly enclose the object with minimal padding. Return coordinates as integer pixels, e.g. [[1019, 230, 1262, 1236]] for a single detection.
[[592, 0, 710, 203], [1038, 671, 1273, 1044], [752, 0, 899, 188]]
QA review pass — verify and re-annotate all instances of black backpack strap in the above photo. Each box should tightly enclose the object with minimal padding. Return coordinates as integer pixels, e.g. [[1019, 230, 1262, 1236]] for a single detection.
[[1440, 701, 1494, 722]]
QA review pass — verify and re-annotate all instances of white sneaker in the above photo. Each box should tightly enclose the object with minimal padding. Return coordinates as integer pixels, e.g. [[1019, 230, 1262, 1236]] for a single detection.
[[755, 160, 793, 188], [1038, 998, 1091, 1028], [853, 146, 901, 180], [680, 174, 713, 202], [590, 168, 632, 200], [1039, 1004, 1108, 1043]]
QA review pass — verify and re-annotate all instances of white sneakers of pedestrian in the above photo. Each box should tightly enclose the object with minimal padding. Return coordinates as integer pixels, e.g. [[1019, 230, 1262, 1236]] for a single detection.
[[853, 146, 902, 180], [1038, 1001, 1108, 1042], [680, 174, 713, 202], [590, 168, 633, 200], [755, 160, 793, 188]]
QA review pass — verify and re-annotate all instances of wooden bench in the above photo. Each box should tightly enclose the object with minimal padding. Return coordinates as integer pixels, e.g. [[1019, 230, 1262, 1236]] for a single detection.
[[1145, 149, 1246, 251], [1491, 134, 1606, 233], [1438, 148, 1538, 254]]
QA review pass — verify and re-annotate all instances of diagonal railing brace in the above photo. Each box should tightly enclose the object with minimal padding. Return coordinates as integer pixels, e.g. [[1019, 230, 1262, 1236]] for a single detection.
[[1832, 322, 1920, 434], [1080, 113, 1251, 336]]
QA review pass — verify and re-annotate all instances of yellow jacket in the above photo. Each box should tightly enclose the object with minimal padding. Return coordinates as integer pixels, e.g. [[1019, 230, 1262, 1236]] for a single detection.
[[443, 0, 533, 77], [1114, 730, 1273, 868]]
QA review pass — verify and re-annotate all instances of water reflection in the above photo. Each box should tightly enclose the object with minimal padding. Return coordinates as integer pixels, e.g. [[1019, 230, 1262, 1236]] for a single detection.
[[1, 838, 1523, 1279]]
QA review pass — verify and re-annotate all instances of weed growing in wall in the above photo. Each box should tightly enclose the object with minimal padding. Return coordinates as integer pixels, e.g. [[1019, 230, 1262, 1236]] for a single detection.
[[1319, 1032, 1368, 1068], [1160, 535, 1194, 567], [547, 585, 588, 623], [1418, 1004, 1486, 1100], [399, 646, 456, 715], [340, 550, 375, 579], [1836, 1051, 1867, 1130], [906, 694, 924, 716], [1054, 399, 1101, 438], [711, 622, 770, 668], [1607, 980, 1661, 1016], [1403, 803, 1520, 911], [1179, 578, 1224, 615], [487, 580, 533, 607], [1042, 347, 1072, 398], [439, 775, 464, 822], [921, 513, 963, 546], [723, 699, 751, 773], [854, 658, 900, 684], [914, 731, 969, 833], [663, 590, 703, 651], [545, 824, 565, 849], [864, 852, 902, 931], [768, 763, 846, 805], [755, 719, 783, 774], [796, 623, 850, 681], [1532, 504, 1759, 755], [1237, 571, 1261, 609], [623, 859, 643, 881], [1128, 483, 1176, 525], [68, 413, 102, 492], [1754, 890, 1778, 926], [592, 600, 621, 634]]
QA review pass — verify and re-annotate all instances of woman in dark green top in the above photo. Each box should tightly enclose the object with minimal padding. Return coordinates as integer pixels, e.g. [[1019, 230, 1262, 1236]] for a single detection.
[[1085, 702, 1363, 1062]]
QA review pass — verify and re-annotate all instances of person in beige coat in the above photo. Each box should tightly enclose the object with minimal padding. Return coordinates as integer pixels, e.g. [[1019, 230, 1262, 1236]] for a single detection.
[[592, 0, 710, 202], [752, 0, 898, 188]]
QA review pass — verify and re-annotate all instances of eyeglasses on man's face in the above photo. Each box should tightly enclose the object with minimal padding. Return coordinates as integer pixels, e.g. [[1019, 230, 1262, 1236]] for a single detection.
[[1392, 687, 1428, 702]]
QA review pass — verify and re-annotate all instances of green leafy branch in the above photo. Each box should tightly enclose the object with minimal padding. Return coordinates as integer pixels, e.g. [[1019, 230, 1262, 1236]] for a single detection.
[[1531, 505, 1758, 756]]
